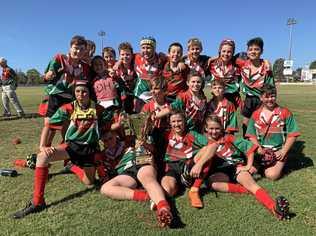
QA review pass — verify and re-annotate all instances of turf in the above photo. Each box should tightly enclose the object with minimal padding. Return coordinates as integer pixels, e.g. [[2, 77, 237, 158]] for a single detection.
[[0, 85, 315, 235]]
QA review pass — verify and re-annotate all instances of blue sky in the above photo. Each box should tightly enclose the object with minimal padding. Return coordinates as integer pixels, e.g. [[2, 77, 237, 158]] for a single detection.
[[0, 0, 315, 73]]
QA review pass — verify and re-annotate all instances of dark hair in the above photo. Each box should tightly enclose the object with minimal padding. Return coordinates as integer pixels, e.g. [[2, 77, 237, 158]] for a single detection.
[[149, 77, 167, 91], [168, 42, 183, 53], [102, 47, 116, 59], [261, 84, 277, 96], [247, 37, 264, 51], [211, 79, 226, 88], [170, 109, 186, 121], [204, 114, 224, 132], [118, 42, 134, 54], [70, 35, 87, 47], [91, 55, 105, 66], [187, 70, 203, 82]]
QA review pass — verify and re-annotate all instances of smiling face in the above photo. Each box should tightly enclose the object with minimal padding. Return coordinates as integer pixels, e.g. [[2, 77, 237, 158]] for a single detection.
[[187, 75, 203, 94], [204, 119, 224, 141], [70, 43, 86, 60], [103, 51, 116, 67], [220, 44, 234, 63], [188, 44, 201, 61], [260, 92, 277, 110], [119, 49, 133, 66], [170, 113, 185, 135], [141, 44, 155, 60], [247, 44, 262, 61], [211, 84, 225, 98], [168, 45, 182, 64]]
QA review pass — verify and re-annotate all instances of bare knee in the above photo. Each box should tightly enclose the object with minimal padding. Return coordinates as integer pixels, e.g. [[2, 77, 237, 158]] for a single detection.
[[36, 152, 49, 167], [161, 177, 177, 196], [100, 181, 113, 196], [265, 171, 281, 181]]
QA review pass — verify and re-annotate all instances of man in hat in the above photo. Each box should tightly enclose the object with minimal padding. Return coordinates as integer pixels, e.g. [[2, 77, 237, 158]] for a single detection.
[[0, 57, 25, 117]]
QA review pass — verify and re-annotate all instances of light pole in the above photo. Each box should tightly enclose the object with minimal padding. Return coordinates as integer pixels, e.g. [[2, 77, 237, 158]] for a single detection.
[[98, 30, 106, 54], [287, 18, 297, 61]]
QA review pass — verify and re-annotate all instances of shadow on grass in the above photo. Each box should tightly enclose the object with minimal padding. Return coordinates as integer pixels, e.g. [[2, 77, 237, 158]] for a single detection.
[[46, 187, 95, 209], [283, 141, 314, 175], [0, 113, 40, 122]]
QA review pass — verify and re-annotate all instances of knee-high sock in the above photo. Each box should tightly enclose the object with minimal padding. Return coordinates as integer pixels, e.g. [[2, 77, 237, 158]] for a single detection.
[[33, 167, 49, 205], [254, 188, 275, 212], [192, 165, 210, 189], [70, 165, 85, 181], [227, 183, 248, 194], [133, 190, 150, 201]]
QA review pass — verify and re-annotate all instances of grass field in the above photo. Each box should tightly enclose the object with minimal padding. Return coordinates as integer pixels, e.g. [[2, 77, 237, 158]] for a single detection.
[[0, 85, 315, 235]]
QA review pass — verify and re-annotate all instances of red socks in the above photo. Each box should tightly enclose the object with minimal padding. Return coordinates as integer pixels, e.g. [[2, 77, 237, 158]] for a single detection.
[[33, 167, 49, 205], [132, 190, 150, 201], [70, 165, 85, 181], [157, 200, 170, 210], [227, 183, 248, 194], [254, 188, 275, 212], [192, 164, 210, 189]]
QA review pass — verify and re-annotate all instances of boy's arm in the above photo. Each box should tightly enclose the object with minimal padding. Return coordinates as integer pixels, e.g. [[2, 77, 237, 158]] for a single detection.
[[276, 109, 300, 161], [190, 143, 218, 178], [275, 136, 296, 161]]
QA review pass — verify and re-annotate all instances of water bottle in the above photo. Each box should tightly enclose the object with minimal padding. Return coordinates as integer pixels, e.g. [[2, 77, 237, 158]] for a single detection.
[[0, 169, 18, 177]]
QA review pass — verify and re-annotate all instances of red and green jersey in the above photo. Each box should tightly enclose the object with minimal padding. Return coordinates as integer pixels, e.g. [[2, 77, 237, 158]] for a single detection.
[[162, 62, 188, 97], [236, 58, 274, 97], [214, 135, 258, 165], [183, 55, 209, 78], [1, 66, 17, 86], [170, 90, 207, 131], [133, 53, 167, 101], [209, 59, 240, 94], [164, 130, 209, 162], [44, 54, 91, 96], [115, 63, 137, 93], [48, 100, 113, 146], [206, 98, 238, 133], [142, 100, 170, 129], [245, 105, 300, 149]]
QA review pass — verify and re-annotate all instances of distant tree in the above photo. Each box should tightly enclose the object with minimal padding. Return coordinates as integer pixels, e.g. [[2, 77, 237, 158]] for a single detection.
[[273, 58, 285, 82], [26, 69, 42, 85], [15, 69, 28, 85], [309, 61, 316, 70], [293, 67, 302, 81]]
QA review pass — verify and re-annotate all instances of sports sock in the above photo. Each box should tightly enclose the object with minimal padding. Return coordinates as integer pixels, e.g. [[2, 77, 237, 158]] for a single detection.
[[254, 188, 275, 212], [33, 167, 49, 205], [157, 200, 170, 210], [70, 165, 85, 181], [227, 183, 248, 194], [132, 190, 150, 201]]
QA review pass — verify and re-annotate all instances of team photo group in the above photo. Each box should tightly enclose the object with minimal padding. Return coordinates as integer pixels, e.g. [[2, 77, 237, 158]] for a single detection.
[[11, 35, 300, 228]]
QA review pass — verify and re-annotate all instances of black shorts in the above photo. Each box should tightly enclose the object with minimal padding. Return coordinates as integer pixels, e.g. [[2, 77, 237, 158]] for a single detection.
[[64, 142, 97, 167], [164, 161, 186, 184], [241, 95, 261, 118], [120, 163, 150, 184], [211, 158, 237, 182], [46, 94, 73, 117]]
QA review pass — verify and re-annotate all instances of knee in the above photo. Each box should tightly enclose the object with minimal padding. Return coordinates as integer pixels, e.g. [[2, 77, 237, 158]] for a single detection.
[[36, 152, 49, 167], [265, 171, 281, 181], [100, 182, 111, 196], [161, 179, 177, 196]]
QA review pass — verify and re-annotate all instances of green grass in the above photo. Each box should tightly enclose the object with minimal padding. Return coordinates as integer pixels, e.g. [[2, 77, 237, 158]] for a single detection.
[[0, 86, 315, 235]]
